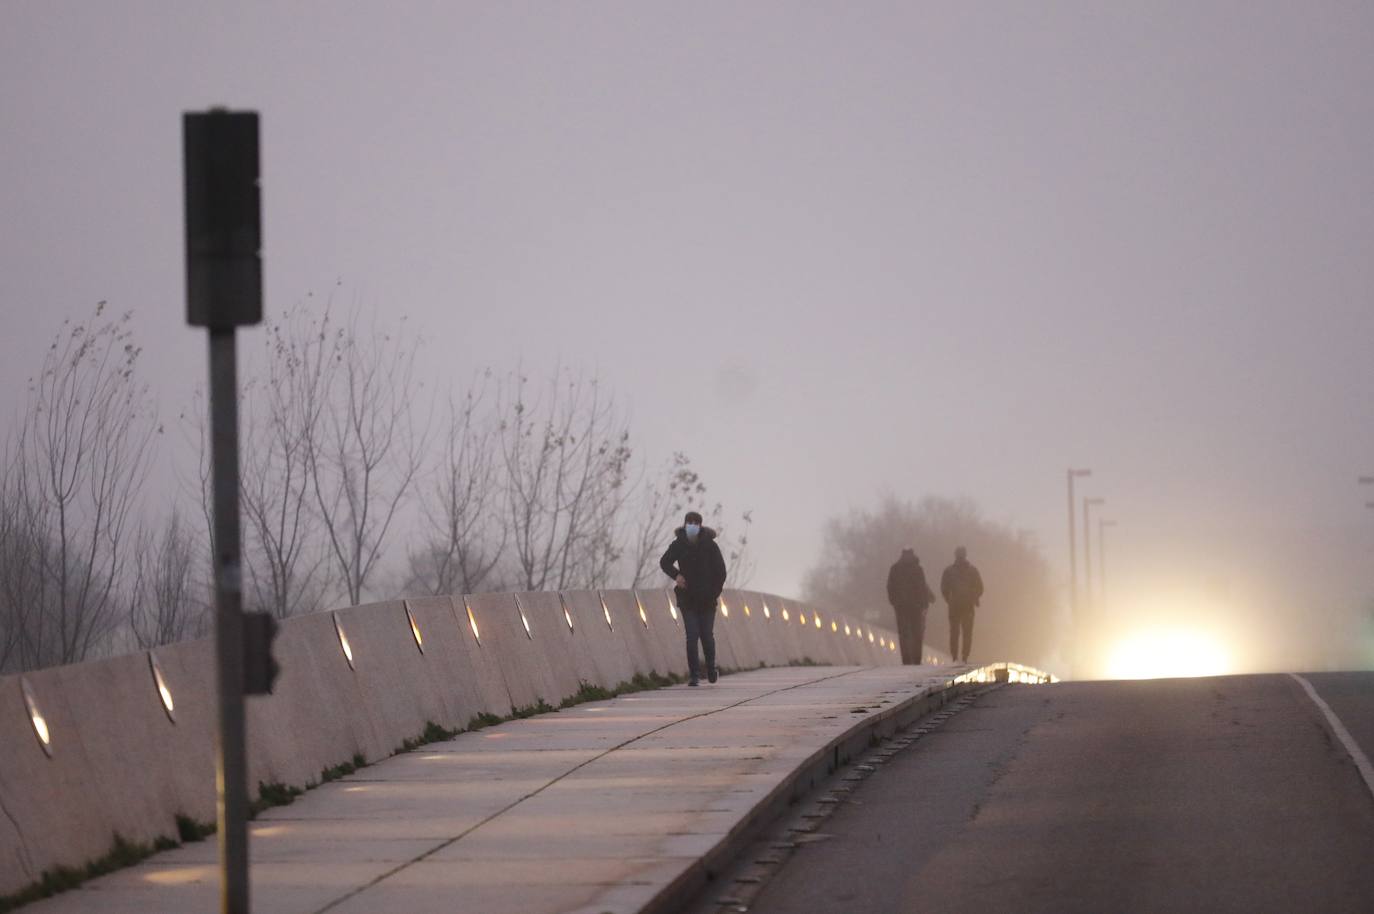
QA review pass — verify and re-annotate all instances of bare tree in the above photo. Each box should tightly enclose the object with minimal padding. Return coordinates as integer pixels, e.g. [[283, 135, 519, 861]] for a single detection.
[[307, 310, 426, 605], [626, 454, 754, 589], [126, 509, 207, 648], [6, 303, 156, 667], [628, 452, 705, 587], [408, 383, 506, 595], [237, 310, 330, 617], [499, 369, 632, 591], [803, 494, 1057, 666], [0, 459, 50, 672]]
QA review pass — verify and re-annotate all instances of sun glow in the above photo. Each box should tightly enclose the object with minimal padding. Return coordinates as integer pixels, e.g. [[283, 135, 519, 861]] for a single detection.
[[1105, 628, 1232, 680]]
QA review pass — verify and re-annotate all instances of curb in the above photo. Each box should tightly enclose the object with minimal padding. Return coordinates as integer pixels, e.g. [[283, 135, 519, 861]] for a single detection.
[[636, 669, 984, 914]]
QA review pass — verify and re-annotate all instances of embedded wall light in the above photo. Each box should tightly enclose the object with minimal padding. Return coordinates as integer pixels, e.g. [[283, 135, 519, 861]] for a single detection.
[[333, 613, 355, 669], [781, 607, 790, 622], [465, 600, 481, 643], [844, 623, 851, 636], [149, 652, 176, 722], [719, 599, 729, 619], [814, 614, 822, 629], [514, 595, 533, 639], [831, 621, 838, 632], [666, 590, 679, 622], [405, 603, 425, 653], [763, 603, 771, 620], [599, 594, 614, 630], [634, 594, 649, 628], [20, 677, 52, 757], [561, 596, 575, 632], [743, 604, 751, 617]]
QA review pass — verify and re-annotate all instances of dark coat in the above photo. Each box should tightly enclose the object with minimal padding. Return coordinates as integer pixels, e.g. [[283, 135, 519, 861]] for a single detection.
[[887, 553, 934, 614], [660, 526, 728, 612], [941, 558, 984, 611]]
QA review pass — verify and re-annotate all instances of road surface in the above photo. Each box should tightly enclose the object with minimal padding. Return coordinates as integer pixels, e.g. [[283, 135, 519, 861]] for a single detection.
[[743, 673, 1374, 914]]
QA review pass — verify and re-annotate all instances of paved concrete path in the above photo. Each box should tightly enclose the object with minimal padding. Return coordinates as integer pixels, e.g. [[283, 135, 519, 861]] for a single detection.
[[744, 674, 1374, 914], [23, 664, 963, 914]]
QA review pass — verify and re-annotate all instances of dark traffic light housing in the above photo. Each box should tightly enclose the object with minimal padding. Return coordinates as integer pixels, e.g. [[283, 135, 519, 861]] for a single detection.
[[242, 611, 280, 695], [184, 109, 262, 328]]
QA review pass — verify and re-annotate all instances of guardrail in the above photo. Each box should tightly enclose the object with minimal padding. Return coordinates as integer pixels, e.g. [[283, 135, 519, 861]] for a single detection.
[[0, 587, 922, 897]]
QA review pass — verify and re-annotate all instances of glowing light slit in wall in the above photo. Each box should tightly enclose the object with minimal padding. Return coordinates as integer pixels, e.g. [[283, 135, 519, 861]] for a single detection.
[[814, 614, 822, 629], [561, 596, 575, 632], [333, 613, 355, 668], [743, 604, 751, 617], [831, 621, 838, 632], [719, 598, 729, 619], [798, 612, 807, 626], [666, 590, 679, 622], [514, 595, 532, 639], [844, 623, 851, 636], [599, 594, 614, 630], [868, 631, 875, 643], [465, 601, 481, 644], [634, 594, 649, 628], [763, 603, 771, 620], [405, 603, 424, 653], [781, 607, 790, 622], [20, 677, 52, 757], [148, 652, 176, 722], [890, 642, 897, 652]]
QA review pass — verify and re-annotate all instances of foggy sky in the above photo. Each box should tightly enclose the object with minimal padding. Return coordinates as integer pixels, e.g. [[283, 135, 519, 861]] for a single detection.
[[3, 2, 1372, 667]]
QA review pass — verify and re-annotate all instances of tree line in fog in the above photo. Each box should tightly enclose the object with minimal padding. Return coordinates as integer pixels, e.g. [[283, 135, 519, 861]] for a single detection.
[[0, 299, 752, 673]]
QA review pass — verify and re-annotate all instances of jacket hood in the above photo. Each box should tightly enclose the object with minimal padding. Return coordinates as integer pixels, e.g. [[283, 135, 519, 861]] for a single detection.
[[675, 526, 718, 541]]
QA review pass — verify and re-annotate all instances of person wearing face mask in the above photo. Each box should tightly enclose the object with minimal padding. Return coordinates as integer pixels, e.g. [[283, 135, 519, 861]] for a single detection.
[[659, 510, 728, 686]]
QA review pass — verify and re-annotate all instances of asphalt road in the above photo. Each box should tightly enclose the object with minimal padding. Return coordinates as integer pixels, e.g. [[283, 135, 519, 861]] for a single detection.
[[744, 672, 1374, 914]]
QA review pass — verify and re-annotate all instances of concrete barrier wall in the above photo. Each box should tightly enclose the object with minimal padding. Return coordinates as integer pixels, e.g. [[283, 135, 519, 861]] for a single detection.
[[0, 588, 908, 898]]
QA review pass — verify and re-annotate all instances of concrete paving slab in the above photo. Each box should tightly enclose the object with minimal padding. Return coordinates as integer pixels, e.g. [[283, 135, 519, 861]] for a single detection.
[[18, 663, 969, 914]]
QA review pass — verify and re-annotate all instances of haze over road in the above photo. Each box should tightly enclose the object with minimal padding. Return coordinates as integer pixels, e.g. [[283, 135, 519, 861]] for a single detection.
[[746, 673, 1374, 914]]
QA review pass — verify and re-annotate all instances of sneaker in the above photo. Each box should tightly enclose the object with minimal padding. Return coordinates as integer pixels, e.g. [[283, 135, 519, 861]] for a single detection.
[[707, 667, 719, 684], [688, 677, 700, 687]]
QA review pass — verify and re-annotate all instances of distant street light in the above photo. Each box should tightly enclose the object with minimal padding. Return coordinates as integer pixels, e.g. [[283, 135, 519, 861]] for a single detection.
[[1066, 469, 1092, 623], [1099, 519, 1117, 608], [1083, 497, 1105, 611]]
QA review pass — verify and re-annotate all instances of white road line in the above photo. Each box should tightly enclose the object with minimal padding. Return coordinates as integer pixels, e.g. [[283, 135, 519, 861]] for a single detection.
[[1288, 672, 1374, 800]]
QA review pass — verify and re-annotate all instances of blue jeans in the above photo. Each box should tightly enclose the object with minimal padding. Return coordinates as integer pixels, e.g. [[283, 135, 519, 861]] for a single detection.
[[682, 605, 717, 679]]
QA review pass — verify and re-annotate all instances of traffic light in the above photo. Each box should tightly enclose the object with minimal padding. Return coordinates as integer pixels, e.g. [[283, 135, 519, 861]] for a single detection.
[[242, 611, 281, 695]]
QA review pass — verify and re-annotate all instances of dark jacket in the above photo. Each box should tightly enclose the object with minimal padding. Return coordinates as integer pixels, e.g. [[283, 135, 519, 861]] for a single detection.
[[660, 526, 728, 612], [886, 553, 934, 614], [941, 558, 984, 611]]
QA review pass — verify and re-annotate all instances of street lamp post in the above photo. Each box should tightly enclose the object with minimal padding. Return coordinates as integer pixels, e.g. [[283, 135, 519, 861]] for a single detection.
[[1083, 497, 1105, 613], [1067, 469, 1092, 624], [1099, 519, 1117, 608]]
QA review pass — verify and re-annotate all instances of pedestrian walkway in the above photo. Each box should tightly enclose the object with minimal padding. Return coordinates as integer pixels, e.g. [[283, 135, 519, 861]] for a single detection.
[[24, 664, 973, 914]]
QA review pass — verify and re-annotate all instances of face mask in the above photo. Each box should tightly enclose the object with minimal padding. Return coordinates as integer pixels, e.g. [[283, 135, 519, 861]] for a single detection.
[[685, 523, 701, 539]]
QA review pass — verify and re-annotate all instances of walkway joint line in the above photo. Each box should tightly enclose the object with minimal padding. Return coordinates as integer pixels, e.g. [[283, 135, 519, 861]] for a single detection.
[[313, 666, 870, 913]]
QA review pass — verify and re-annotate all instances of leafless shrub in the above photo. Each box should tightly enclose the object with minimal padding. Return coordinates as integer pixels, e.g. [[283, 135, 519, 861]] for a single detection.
[[306, 310, 427, 605], [499, 369, 632, 591], [408, 382, 507, 595], [3, 302, 156, 668], [126, 509, 207, 648]]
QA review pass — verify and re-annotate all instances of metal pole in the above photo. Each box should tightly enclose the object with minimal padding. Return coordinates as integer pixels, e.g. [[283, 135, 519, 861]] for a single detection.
[[1099, 519, 1116, 608], [1082, 497, 1104, 617], [1067, 470, 1078, 624], [1083, 499, 1092, 611], [210, 328, 248, 914]]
